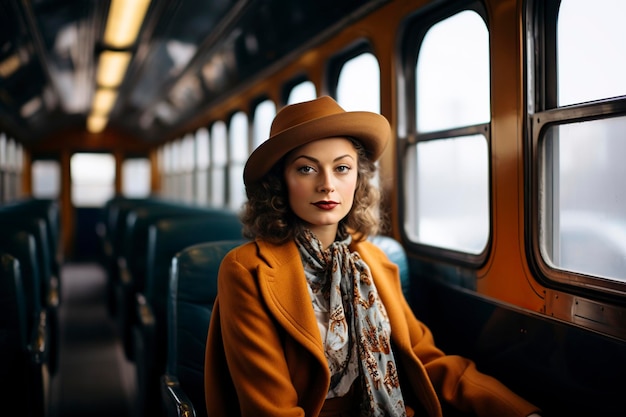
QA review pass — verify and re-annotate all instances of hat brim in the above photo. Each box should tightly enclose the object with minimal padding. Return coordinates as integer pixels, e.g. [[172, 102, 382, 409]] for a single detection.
[[244, 111, 390, 186]]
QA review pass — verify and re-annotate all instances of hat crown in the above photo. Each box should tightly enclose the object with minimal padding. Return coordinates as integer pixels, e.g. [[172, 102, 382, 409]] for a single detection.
[[270, 96, 345, 137]]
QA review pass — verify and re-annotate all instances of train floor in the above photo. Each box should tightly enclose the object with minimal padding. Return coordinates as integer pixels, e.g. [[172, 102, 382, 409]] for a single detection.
[[50, 262, 136, 417]]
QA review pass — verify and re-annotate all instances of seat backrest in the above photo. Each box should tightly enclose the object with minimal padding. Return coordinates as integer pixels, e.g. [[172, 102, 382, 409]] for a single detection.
[[145, 214, 243, 330], [166, 240, 245, 417], [368, 235, 410, 298], [0, 231, 42, 335], [0, 216, 52, 307], [0, 253, 27, 363]]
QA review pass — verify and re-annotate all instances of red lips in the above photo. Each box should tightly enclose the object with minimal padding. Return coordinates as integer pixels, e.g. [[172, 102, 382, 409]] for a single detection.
[[313, 201, 339, 210]]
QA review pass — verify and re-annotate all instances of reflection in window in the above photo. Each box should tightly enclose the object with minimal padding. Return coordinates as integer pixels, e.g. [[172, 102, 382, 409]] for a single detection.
[[406, 10, 491, 255], [416, 10, 490, 132], [406, 136, 489, 254], [122, 158, 151, 198], [71, 153, 115, 207], [211, 121, 227, 207], [287, 81, 316, 104], [229, 111, 248, 210], [557, 0, 626, 106], [32, 160, 61, 198], [195, 128, 210, 204], [252, 99, 276, 149], [542, 117, 626, 281], [336, 52, 380, 113]]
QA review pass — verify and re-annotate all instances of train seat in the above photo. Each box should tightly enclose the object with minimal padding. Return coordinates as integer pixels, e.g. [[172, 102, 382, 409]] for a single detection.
[[160, 235, 410, 417], [368, 234, 410, 299], [160, 239, 244, 417], [133, 214, 244, 417], [114, 202, 237, 360], [0, 216, 61, 375], [0, 240, 50, 417]]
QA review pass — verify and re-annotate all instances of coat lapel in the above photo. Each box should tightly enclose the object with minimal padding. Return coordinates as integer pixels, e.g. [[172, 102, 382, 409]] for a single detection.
[[255, 240, 327, 364]]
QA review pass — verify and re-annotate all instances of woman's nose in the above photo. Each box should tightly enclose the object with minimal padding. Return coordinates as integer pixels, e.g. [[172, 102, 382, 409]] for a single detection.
[[317, 171, 335, 193]]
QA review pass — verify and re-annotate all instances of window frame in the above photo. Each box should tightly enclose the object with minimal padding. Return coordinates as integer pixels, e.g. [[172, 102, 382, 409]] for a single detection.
[[397, 1, 492, 268], [525, 0, 626, 298]]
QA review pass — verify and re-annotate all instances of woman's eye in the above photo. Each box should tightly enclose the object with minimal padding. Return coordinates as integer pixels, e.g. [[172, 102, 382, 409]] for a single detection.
[[297, 165, 315, 174], [336, 165, 351, 173]]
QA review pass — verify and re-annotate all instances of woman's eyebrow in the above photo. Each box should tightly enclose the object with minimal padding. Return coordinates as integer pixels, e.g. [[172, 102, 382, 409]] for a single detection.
[[291, 154, 354, 163]]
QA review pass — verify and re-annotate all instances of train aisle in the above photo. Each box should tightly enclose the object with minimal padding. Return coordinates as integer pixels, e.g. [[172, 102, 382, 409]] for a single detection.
[[50, 263, 136, 417]]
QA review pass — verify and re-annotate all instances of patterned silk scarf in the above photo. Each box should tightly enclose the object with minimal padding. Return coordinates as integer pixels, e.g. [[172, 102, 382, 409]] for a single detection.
[[297, 229, 407, 416]]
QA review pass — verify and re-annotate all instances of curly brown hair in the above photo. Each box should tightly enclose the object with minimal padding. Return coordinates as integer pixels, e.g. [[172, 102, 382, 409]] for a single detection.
[[240, 138, 385, 244]]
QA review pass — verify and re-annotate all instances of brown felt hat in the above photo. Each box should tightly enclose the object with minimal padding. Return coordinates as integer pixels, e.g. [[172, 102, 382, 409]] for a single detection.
[[243, 96, 390, 186]]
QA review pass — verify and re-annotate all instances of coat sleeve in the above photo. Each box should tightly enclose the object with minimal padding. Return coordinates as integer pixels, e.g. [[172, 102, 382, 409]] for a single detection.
[[204, 250, 305, 417], [395, 282, 541, 416], [359, 241, 540, 417]]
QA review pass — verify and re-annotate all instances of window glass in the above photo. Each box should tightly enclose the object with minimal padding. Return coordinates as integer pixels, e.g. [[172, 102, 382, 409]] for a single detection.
[[252, 99, 276, 149], [71, 153, 115, 207], [122, 158, 151, 198], [181, 134, 195, 203], [0, 133, 6, 168], [416, 10, 490, 132], [229, 111, 248, 210], [336, 52, 380, 113], [557, 0, 626, 106], [406, 135, 489, 254], [541, 117, 626, 282], [195, 127, 210, 204], [287, 81, 316, 104], [406, 10, 491, 254], [32, 160, 61, 198], [211, 121, 227, 206]]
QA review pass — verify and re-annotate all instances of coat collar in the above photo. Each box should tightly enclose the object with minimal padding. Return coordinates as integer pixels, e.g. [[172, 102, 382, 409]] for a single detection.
[[253, 238, 413, 355]]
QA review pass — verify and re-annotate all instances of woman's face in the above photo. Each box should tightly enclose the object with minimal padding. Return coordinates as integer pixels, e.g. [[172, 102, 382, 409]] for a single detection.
[[284, 137, 358, 242]]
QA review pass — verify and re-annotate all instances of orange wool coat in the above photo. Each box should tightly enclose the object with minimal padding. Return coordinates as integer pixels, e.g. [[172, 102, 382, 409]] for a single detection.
[[204, 238, 540, 417]]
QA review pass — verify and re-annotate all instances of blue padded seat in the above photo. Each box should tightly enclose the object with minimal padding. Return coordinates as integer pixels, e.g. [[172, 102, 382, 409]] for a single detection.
[[116, 203, 237, 361], [161, 240, 245, 417], [133, 214, 243, 417], [160, 235, 410, 417], [368, 234, 410, 298], [0, 216, 60, 375], [0, 249, 48, 416]]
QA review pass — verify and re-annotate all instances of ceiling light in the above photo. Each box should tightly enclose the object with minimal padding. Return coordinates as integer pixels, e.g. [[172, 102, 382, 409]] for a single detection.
[[103, 0, 151, 49], [92, 89, 118, 115], [87, 114, 108, 133], [97, 50, 132, 88]]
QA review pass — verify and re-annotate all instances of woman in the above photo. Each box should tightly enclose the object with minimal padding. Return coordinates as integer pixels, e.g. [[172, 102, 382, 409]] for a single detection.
[[204, 96, 541, 417]]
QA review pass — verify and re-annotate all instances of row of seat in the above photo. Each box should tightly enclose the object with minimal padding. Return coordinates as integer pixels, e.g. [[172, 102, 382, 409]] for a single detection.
[[0, 198, 62, 417], [97, 196, 245, 417]]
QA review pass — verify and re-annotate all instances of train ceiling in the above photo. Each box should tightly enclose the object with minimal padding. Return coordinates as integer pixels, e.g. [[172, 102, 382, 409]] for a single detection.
[[0, 0, 387, 146]]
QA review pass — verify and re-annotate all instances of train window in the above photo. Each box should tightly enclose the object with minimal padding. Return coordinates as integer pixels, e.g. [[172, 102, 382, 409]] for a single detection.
[[170, 139, 183, 200], [70, 153, 115, 207], [405, 9, 490, 256], [210, 121, 227, 207], [287, 80, 316, 105], [252, 99, 276, 149], [540, 117, 626, 282], [228, 111, 248, 211], [529, 0, 626, 291], [195, 128, 210, 205], [180, 134, 195, 204], [336, 52, 380, 113], [121, 158, 151, 198], [557, 0, 626, 106], [417, 11, 490, 132], [160, 142, 173, 198], [32, 160, 61, 199], [0, 133, 4, 202]]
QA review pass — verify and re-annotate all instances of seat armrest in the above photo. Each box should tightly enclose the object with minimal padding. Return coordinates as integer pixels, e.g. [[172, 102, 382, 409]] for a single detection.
[[161, 374, 198, 417], [29, 310, 49, 364]]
